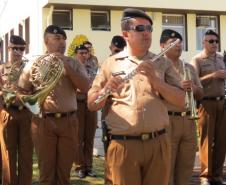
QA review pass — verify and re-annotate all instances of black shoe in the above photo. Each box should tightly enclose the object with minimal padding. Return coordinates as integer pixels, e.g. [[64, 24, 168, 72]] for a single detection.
[[86, 169, 97, 177], [76, 170, 86, 178]]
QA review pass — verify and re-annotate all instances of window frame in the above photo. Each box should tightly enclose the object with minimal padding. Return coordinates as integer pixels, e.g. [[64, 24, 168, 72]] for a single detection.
[[91, 10, 111, 31], [52, 9, 73, 30], [162, 13, 187, 51], [196, 15, 220, 51]]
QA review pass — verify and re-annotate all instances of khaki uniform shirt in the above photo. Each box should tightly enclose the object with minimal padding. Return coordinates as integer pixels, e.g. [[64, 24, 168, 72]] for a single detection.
[[0, 61, 26, 108], [18, 56, 88, 113], [191, 51, 225, 97], [165, 59, 202, 112], [88, 50, 181, 135]]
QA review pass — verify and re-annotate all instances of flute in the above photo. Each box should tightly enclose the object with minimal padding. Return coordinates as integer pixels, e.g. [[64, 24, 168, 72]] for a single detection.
[[94, 38, 180, 104]]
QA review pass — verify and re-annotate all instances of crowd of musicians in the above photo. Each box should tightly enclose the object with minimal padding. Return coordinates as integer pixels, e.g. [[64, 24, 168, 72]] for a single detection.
[[0, 7, 226, 185]]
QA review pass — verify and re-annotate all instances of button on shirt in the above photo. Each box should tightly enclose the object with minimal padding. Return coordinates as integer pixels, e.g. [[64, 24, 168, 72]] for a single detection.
[[191, 52, 225, 97], [88, 50, 181, 135]]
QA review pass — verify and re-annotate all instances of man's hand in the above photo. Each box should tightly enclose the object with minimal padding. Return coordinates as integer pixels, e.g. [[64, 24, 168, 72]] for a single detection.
[[136, 60, 159, 85], [101, 75, 124, 95], [181, 79, 193, 91], [212, 70, 226, 79]]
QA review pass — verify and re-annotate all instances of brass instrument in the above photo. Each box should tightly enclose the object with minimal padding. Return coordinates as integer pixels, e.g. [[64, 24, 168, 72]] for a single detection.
[[2, 59, 28, 107], [182, 60, 199, 120], [18, 54, 64, 116], [94, 39, 180, 104]]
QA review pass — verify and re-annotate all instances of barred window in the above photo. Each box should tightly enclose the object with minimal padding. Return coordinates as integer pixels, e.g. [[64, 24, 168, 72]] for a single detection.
[[52, 9, 73, 30], [162, 14, 187, 50], [91, 10, 110, 31], [196, 15, 219, 50]]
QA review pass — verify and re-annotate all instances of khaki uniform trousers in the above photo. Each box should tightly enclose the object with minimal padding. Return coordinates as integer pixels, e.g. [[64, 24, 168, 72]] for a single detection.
[[32, 112, 78, 185], [105, 134, 170, 185], [212, 106, 226, 181], [198, 99, 225, 181], [75, 99, 97, 171], [168, 115, 197, 185], [0, 108, 33, 185]]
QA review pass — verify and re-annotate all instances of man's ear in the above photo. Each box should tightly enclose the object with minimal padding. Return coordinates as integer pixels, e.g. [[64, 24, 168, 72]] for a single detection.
[[122, 31, 128, 39]]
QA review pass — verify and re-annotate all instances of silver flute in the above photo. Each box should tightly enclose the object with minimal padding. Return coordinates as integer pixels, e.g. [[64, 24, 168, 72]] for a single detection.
[[94, 39, 180, 104]]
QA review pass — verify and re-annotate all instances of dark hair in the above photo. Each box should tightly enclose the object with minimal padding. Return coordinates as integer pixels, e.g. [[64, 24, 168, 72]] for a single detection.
[[83, 41, 92, 46], [74, 45, 88, 53]]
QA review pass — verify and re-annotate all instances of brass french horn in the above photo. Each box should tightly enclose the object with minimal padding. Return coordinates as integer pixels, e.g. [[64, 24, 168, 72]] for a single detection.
[[18, 54, 64, 116]]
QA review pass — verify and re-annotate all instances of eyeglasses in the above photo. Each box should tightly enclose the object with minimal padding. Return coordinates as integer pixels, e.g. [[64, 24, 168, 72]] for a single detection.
[[11, 47, 25, 52], [128, 24, 153, 32], [205, 39, 219, 44]]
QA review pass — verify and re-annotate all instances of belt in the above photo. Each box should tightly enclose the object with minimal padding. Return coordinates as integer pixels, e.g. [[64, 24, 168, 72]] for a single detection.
[[44, 111, 76, 118], [168, 111, 191, 117], [203, 96, 224, 101], [3, 104, 25, 111], [109, 129, 166, 141]]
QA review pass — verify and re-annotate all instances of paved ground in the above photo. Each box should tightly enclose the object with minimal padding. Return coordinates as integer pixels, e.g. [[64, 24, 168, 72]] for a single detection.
[[93, 112, 226, 185]]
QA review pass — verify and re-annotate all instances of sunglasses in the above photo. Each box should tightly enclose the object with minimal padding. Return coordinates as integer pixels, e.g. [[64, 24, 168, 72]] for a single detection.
[[128, 24, 153, 32], [11, 46, 25, 52], [206, 39, 219, 44]]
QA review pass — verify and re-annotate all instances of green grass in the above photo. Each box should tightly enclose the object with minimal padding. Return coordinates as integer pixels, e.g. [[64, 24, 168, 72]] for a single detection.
[[32, 154, 105, 185]]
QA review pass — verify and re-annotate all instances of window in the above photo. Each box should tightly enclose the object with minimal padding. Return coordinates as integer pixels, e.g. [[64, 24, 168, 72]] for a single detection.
[[162, 14, 187, 50], [4, 33, 8, 62], [25, 17, 30, 53], [196, 15, 219, 50], [0, 39, 3, 63], [52, 9, 73, 30], [91, 10, 110, 31], [19, 24, 23, 38]]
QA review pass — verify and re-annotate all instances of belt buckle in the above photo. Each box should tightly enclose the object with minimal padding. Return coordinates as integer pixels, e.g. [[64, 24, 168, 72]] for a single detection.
[[55, 113, 61, 118], [216, 97, 220, 101], [181, 112, 186, 117], [141, 133, 150, 141]]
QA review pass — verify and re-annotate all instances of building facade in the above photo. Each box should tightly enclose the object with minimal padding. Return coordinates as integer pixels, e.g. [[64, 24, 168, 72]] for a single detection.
[[0, 0, 226, 63]]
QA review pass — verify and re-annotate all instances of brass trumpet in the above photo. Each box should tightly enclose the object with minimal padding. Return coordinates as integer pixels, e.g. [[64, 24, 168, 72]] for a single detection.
[[182, 61, 199, 120]]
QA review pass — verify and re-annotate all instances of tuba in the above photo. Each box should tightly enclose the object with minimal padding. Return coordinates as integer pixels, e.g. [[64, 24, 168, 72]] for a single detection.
[[18, 53, 64, 116]]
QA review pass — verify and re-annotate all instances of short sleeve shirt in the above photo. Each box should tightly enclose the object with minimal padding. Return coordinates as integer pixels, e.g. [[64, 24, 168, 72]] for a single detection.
[[191, 51, 225, 97], [88, 50, 181, 135]]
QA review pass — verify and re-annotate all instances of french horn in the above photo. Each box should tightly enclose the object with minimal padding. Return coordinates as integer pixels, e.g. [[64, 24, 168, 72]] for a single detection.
[[18, 53, 64, 116]]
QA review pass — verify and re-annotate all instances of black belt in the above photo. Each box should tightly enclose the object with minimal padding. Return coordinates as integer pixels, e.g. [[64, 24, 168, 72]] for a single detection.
[[3, 104, 26, 111], [168, 111, 191, 117], [109, 129, 166, 141], [44, 111, 76, 118], [203, 96, 224, 101]]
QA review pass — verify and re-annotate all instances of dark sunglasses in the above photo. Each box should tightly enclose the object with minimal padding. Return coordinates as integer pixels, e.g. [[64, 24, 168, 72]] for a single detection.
[[206, 39, 219, 44], [128, 24, 153, 32], [11, 46, 25, 52]]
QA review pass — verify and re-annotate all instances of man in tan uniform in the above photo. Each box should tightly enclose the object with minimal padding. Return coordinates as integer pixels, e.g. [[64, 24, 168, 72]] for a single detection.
[[0, 35, 33, 185], [18, 25, 90, 185], [74, 44, 98, 178], [160, 29, 204, 185], [88, 8, 185, 185], [191, 30, 226, 185]]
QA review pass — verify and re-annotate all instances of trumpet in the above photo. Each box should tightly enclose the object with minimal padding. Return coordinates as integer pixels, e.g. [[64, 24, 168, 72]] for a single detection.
[[182, 60, 199, 120], [94, 38, 180, 104]]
